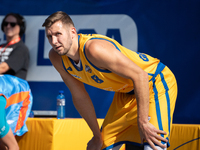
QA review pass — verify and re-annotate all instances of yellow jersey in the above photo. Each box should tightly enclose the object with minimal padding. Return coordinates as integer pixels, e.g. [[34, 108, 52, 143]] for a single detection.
[[61, 34, 161, 93]]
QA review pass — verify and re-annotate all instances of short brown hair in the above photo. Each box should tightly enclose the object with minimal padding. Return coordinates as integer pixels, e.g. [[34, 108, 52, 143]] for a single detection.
[[42, 11, 74, 28]]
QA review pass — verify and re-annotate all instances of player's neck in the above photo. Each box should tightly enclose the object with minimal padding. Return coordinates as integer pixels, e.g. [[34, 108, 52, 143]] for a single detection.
[[68, 49, 80, 63], [66, 36, 80, 63]]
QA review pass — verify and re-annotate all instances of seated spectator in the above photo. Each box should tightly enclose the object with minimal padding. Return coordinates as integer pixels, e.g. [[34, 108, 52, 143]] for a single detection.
[[0, 74, 33, 150], [0, 13, 29, 80]]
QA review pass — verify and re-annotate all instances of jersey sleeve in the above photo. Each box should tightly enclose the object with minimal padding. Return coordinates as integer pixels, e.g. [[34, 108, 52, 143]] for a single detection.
[[0, 96, 10, 138]]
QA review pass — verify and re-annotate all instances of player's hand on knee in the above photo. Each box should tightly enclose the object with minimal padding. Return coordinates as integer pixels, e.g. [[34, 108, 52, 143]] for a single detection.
[[87, 135, 103, 150], [138, 122, 168, 150]]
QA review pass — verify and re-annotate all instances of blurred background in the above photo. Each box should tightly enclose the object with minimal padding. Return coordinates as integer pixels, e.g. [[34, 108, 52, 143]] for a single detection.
[[0, 0, 199, 124]]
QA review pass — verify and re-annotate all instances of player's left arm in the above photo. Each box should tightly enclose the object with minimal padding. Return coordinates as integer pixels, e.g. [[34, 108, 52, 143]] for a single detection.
[[85, 39, 168, 150]]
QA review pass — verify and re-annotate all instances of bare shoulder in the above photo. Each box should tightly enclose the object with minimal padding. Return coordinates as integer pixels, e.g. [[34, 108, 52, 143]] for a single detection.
[[84, 38, 139, 75], [85, 39, 117, 62], [84, 39, 100, 57], [49, 48, 58, 60]]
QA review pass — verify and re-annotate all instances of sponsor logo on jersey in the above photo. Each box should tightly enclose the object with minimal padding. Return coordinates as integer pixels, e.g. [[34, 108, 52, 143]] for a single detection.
[[67, 67, 72, 71], [71, 74, 82, 79], [85, 65, 92, 73]]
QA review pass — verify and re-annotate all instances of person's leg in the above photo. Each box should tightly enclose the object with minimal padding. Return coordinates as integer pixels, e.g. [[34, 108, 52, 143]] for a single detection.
[[126, 144, 167, 150], [147, 66, 177, 148], [144, 144, 166, 150], [0, 95, 19, 150], [126, 143, 144, 150], [101, 92, 141, 149], [101, 67, 177, 150]]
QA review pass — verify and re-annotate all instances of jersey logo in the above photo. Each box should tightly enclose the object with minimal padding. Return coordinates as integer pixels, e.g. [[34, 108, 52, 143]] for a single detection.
[[71, 74, 81, 79], [0, 126, 6, 135], [66, 67, 72, 71], [85, 65, 92, 73], [91, 75, 104, 83], [137, 52, 149, 62]]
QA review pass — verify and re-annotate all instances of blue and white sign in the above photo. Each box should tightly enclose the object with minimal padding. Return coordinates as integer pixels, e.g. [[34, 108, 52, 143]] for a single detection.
[[1, 15, 137, 81], [0, 0, 200, 124]]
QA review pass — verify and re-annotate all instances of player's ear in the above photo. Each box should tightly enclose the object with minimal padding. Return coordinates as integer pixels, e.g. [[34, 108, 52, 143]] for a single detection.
[[71, 27, 76, 38]]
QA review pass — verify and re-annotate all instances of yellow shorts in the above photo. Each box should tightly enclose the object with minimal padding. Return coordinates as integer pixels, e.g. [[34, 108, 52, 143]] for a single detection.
[[101, 63, 178, 150]]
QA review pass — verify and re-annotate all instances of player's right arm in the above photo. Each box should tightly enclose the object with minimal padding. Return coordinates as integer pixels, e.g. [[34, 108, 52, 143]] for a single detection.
[[49, 49, 103, 150]]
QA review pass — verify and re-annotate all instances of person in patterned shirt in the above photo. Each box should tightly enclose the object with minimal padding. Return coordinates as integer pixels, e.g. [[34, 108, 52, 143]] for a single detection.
[[0, 13, 29, 80]]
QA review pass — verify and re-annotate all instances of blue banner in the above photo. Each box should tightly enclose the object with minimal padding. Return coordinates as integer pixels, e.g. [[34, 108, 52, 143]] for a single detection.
[[0, 0, 200, 124]]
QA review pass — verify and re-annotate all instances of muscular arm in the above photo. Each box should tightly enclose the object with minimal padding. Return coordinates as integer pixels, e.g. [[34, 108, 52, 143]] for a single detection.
[[49, 49, 102, 149], [85, 39, 149, 121], [0, 62, 10, 74], [0, 129, 19, 150], [85, 39, 167, 149]]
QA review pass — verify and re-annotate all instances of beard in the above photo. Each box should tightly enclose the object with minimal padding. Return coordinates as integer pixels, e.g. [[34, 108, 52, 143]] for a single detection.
[[58, 48, 69, 56], [56, 39, 72, 56], [55, 46, 67, 55]]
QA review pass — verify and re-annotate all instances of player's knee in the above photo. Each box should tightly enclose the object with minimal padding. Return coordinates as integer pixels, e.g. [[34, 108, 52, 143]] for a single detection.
[[144, 144, 167, 150]]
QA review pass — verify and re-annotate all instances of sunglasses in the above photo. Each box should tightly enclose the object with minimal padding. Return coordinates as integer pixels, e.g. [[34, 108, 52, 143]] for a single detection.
[[3, 21, 18, 27]]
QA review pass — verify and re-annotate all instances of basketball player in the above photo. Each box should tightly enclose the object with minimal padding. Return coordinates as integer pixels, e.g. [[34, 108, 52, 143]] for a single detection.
[[0, 74, 33, 150], [43, 11, 177, 150], [0, 95, 19, 150]]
